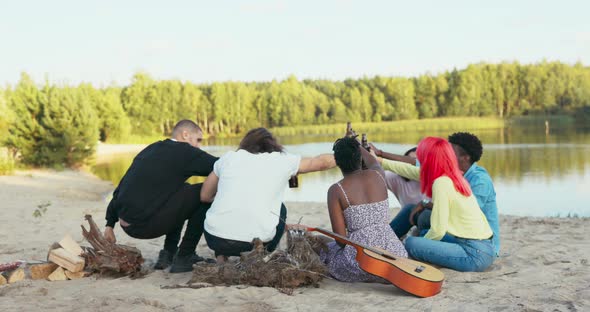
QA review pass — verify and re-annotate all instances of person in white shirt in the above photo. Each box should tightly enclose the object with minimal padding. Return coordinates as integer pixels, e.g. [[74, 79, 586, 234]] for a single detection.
[[200, 127, 336, 263], [382, 147, 426, 208]]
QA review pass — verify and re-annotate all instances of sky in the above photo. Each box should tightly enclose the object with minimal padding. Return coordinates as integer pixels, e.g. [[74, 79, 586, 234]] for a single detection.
[[1, 0, 589, 86]]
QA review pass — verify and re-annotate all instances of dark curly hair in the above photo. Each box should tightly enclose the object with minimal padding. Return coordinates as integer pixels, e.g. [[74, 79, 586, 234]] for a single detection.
[[404, 147, 417, 156], [333, 137, 362, 174], [239, 128, 284, 154], [448, 132, 483, 163]]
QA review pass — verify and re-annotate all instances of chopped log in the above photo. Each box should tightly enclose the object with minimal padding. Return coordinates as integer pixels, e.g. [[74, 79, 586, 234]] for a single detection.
[[64, 270, 89, 280], [30, 262, 59, 280], [47, 267, 67, 281], [48, 248, 85, 273], [81, 215, 143, 275], [6, 268, 25, 284], [46, 242, 61, 261], [59, 234, 84, 256], [0, 274, 6, 285]]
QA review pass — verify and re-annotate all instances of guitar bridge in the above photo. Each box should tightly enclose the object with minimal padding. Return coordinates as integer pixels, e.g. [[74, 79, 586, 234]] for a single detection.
[[415, 265, 425, 273]]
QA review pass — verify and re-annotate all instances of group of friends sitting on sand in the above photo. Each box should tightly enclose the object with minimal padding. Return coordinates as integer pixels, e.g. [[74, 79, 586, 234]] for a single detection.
[[104, 119, 499, 281]]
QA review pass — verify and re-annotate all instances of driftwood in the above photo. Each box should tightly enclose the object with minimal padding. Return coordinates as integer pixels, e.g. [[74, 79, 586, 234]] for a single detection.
[[81, 215, 143, 276], [189, 230, 327, 292]]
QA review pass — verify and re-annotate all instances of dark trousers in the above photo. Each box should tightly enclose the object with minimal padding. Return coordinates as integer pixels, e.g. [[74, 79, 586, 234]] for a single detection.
[[122, 183, 209, 256], [204, 203, 287, 257], [390, 203, 432, 238]]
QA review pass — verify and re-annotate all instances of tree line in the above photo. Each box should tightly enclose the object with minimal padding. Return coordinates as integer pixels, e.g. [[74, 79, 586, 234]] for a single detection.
[[1, 61, 589, 167]]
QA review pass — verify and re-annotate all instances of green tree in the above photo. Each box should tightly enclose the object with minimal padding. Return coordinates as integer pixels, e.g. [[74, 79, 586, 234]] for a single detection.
[[38, 86, 99, 166], [0, 88, 16, 144], [121, 72, 160, 136], [6, 75, 98, 167], [79, 84, 131, 142], [414, 75, 438, 118], [5, 73, 45, 163]]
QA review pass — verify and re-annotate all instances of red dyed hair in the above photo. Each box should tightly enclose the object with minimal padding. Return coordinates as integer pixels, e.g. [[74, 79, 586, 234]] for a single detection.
[[416, 137, 472, 198]]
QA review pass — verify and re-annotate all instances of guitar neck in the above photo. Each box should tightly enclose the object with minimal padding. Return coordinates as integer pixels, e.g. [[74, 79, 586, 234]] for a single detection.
[[309, 227, 394, 259]]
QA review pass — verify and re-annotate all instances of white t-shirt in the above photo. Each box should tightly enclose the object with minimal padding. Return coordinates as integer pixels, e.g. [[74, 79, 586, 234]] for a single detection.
[[204, 150, 301, 242]]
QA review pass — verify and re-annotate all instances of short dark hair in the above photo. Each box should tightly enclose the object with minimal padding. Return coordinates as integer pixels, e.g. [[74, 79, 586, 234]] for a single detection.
[[333, 137, 361, 174], [171, 120, 202, 137], [448, 132, 483, 163], [239, 128, 284, 154], [404, 147, 417, 156]]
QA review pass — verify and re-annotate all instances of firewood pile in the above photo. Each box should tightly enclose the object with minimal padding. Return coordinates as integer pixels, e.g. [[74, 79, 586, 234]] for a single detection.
[[0, 214, 143, 286], [81, 214, 143, 276], [0, 234, 90, 284], [187, 230, 327, 293]]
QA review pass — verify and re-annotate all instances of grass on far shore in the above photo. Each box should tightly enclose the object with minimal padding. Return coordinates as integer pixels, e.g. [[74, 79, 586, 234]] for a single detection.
[[105, 115, 583, 144], [269, 117, 506, 137], [100, 117, 506, 144]]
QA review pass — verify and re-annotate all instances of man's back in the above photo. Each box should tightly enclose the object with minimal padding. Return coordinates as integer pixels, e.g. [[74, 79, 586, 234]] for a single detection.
[[108, 139, 217, 225], [464, 163, 500, 255]]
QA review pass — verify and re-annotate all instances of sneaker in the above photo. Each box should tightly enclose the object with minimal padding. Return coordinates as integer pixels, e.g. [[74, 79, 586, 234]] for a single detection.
[[154, 249, 174, 270]]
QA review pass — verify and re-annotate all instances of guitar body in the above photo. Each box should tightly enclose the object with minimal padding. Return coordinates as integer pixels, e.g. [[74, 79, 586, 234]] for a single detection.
[[354, 247, 444, 298], [305, 227, 444, 298]]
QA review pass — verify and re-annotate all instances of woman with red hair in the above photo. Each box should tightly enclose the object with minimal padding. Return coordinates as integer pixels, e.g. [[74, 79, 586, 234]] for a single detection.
[[377, 137, 494, 272]]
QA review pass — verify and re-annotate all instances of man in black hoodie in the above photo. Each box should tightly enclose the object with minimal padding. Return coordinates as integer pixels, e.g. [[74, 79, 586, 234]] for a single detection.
[[104, 120, 218, 273]]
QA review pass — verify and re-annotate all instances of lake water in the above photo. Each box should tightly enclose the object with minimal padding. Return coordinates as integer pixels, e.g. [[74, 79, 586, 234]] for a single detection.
[[92, 126, 590, 218]]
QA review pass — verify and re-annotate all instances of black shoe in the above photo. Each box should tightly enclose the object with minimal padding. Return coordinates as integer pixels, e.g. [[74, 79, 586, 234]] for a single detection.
[[169, 252, 215, 273], [191, 253, 216, 264], [169, 253, 195, 273], [154, 249, 174, 270]]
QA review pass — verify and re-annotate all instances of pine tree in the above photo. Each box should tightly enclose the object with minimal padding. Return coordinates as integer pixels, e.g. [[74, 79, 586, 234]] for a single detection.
[[5, 73, 45, 164], [0, 88, 15, 144], [38, 86, 99, 166]]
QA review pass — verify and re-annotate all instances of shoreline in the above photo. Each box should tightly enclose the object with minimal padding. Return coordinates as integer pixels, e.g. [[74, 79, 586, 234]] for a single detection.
[[0, 169, 588, 311], [95, 142, 148, 157]]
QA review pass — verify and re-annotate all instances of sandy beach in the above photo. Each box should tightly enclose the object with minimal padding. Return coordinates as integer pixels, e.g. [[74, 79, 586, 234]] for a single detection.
[[0, 169, 588, 312]]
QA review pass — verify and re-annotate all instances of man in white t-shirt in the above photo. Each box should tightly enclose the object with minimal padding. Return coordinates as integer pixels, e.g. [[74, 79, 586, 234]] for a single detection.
[[200, 128, 336, 263]]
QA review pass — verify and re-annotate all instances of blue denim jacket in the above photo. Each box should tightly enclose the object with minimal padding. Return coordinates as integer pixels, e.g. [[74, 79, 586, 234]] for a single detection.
[[464, 163, 500, 256]]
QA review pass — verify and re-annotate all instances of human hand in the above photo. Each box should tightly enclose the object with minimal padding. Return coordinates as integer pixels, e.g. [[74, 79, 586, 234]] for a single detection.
[[409, 203, 424, 226], [369, 148, 379, 160], [104, 226, 116, 244], [368, 143, 382, 157]]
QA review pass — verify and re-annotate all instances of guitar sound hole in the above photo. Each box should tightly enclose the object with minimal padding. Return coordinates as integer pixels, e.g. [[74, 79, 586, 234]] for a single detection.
[[415, 265, 425, 273]]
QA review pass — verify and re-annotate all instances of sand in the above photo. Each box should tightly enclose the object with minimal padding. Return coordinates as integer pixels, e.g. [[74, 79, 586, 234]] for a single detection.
[[0, 169, 588, 312]]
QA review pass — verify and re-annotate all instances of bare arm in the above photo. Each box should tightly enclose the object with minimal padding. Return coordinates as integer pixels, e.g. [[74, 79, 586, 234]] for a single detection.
[[200, 171, 219, 203], [369, 143, 416, 165], [298, 153, 336, 174], [104, 226, 116, 244], [327, 185, 347, 247], [360, 144, 384, 174]]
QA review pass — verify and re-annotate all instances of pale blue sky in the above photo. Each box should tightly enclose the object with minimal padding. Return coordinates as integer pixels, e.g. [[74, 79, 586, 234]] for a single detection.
[[1, 0, 588, 86]]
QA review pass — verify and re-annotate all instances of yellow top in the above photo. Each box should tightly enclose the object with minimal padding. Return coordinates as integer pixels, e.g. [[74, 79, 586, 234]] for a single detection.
[[381, 159, 493, 241]]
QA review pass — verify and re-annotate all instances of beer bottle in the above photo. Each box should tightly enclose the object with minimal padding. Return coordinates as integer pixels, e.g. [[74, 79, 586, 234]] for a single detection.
[[288, 175, 299, 188]]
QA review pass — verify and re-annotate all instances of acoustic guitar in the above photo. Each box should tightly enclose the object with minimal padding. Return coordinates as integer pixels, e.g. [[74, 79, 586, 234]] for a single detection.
[[303, 226, 445, 298]]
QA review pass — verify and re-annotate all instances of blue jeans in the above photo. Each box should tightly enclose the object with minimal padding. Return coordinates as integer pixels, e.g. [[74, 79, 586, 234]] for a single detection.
[[405, 234, 495, 272], [390, 204, 432, 238]]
